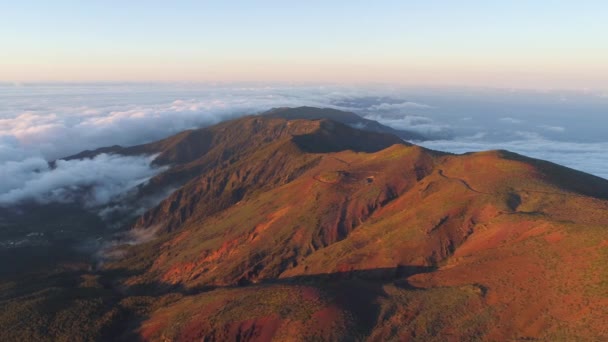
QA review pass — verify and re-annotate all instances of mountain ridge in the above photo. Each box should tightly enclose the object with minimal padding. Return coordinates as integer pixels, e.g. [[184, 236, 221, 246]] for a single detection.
[[101, 113, 608, 340], [2, 107, 608, 341], [63, 106, 424, 164]]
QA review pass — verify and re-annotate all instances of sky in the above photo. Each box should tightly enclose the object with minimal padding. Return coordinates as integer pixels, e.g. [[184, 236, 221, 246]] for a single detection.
[[0, 3, 607, 216], [2, 1, 608, 89]]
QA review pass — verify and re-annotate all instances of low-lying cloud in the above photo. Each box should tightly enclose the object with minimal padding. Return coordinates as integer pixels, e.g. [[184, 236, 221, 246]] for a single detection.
[[421, 136, 608, 180], [0, 153, 166, 207], [1, 84, 385, 212], [364, 114, 452, 138], [367, 101, 432, 111], [539, 125, 565, 133], [0, 99, 247, 163], [86, 224, 164, 265], [1, 83, 606, 217], [500, 117, 523, 124], [0, 84, 441, 165]]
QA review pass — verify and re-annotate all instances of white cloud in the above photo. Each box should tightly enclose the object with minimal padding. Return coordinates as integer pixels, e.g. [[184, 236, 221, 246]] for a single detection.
[[0, 153, 166, 207], [0, 86, 335, 162], [0, 85, 438, 164], [0, 84, 387, 212], [1, 83, 606, 203], [514, 131, 544, 140], [539, 125, 566, 133], [0, 100, 247, 162], [466, 132, 487, 140], [420, 137, 608, 180], [363, 114, 452, 138], [367, 101, 432, 111], [500, 117, 523, 124]]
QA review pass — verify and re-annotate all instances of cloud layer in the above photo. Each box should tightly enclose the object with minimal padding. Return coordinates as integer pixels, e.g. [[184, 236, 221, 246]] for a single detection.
[[0, 83, 606, 212], [421, 137, 608, 180], [0, 153, 166, 207]]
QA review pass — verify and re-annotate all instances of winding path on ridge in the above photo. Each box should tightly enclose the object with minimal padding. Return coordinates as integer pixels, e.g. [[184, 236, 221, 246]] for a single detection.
[[437, 169, 490, 195]]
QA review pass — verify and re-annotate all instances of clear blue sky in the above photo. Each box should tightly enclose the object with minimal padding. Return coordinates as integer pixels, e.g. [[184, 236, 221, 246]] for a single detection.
[[2, 1, 607, 88]]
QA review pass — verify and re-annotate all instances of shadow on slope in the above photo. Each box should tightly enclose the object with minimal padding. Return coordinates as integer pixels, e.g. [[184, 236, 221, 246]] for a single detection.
[[97, 265, 436, 340], [263, 106, 427, 141], [291, 119, 407, 153], [498, 150, 608, 199]]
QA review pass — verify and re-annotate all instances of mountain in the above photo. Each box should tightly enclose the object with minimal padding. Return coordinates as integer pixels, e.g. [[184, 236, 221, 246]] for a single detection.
[[64, 107, 423, 162], [2, 109, 608, 341], [62, 108, 414, 228], [262, 106, 426, 140], [64, 114, 407, 230]]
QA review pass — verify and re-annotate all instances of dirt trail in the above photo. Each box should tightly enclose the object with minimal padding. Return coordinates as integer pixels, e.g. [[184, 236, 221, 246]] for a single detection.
[[437, 169, 490, 195]]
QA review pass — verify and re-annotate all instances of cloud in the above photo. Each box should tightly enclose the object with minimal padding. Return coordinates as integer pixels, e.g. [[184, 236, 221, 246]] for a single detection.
[[1, 84, 381, 215], [363, 114, 452, 139], [324, 95, 442, 138], [3, 85, 410, 164], [0, 153, 166, 208], [0, 85, 439, 165], [539, 125, 566, 133], [500, 117, 523, 124], [367, 101, 432, 111], [1, 83, 606, 210], [88, 224, 164, 264], [421, 137, 608, 180], [0, 100, 246, 162], [466, 132, 487, 140], [0, 85, 396, 217]]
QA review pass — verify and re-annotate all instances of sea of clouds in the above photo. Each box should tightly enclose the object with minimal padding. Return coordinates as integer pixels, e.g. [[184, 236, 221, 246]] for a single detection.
[[0, 153, 165, 207], [1, 83, 607, 211]]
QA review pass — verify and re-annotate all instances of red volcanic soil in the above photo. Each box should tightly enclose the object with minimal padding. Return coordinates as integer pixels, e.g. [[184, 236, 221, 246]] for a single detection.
[[94, 114, 608, 341], [179, 315, 282, 342]]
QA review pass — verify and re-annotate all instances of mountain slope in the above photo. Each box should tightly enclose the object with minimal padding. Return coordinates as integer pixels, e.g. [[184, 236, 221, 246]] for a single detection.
[[129, 117, 406, 233], [4, 109, 608, 341], [262, 106, 426, 140], [98, 118, 608, 341], [65, 106, 422, 164]]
